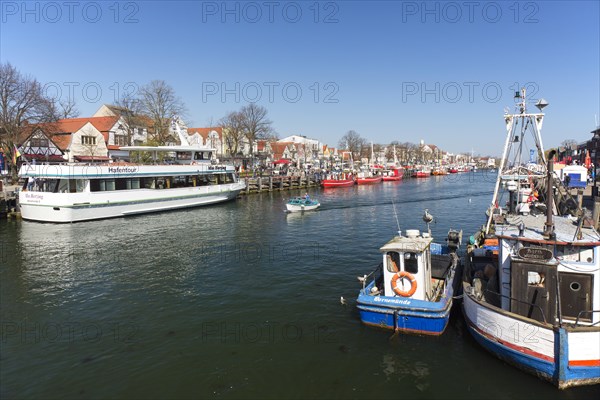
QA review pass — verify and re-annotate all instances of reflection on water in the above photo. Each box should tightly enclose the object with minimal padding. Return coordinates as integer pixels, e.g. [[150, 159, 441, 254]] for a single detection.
[[2, 173, 599, 399]]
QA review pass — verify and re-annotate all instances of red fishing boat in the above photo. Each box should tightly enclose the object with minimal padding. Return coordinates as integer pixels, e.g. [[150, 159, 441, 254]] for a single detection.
[[321, 177, 355, 188], [412, 168, 431, 178], [356, 175, 383, 184], [382, 167, 403, 181]]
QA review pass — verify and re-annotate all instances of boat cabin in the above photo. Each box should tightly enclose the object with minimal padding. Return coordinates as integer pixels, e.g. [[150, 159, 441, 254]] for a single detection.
[[120, 145, 215, 165], [380, 230, 436, 301], [470, 215, 600, 327]]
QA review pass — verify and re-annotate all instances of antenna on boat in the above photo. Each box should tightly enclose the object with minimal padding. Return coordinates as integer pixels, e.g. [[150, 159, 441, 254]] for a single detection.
[[391, 198, 401, 236]]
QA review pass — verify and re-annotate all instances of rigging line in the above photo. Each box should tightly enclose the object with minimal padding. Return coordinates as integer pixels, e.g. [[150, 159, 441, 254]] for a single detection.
[[391, 198, 401, 234]]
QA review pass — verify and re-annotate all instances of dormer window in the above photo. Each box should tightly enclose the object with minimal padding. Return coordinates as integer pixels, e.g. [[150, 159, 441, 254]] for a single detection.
[[81, 136, 96, 145]]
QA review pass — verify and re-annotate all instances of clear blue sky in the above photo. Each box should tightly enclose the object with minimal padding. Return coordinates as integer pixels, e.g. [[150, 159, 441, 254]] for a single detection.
[[1, 0, 599, 156]]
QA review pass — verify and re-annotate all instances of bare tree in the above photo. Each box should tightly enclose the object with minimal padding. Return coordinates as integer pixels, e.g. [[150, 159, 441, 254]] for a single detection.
[[220, 111, 245, 159], [239, 103, 274, 163], [115, 93, 145, 146], [338, 130, 365, 161], [58, 98, 80, 119], [0, 62, 57, 179], [385, 141, 400, 163], [560, 139, 578, 150], [138, 80, 186, 145]]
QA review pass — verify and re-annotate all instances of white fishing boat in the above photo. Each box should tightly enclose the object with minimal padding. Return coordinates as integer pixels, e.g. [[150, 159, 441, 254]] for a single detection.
[[462, 89, 600, 389], [285, 196, 320, 212], [17, 121, 245, 223]]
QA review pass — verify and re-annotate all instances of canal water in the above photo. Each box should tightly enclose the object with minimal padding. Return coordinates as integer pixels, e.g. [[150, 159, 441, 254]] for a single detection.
[[1, 172, 598, 399]]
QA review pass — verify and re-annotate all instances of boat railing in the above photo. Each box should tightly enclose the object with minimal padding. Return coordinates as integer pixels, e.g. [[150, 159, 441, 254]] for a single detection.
[[360, 262, 383, 292], [574, 310, 600, 327]]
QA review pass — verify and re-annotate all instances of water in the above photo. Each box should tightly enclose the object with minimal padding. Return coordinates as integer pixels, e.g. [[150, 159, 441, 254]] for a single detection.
[[1, 172, 598, 399]]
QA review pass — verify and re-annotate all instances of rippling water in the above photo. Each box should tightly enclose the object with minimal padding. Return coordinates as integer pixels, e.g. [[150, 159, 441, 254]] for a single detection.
[[1, 172, 598, 399]]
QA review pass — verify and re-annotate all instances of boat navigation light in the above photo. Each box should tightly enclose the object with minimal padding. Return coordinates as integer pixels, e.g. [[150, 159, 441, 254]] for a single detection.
[[535, 98, 549, 112]]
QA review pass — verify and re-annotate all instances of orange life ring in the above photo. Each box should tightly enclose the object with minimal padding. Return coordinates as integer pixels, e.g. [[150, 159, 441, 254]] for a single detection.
[[391, 271, 417, 297]]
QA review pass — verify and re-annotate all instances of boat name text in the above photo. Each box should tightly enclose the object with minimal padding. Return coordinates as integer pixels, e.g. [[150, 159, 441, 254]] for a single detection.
[[24, 193, 44, 203], [373, 297, 411, 305], [517, 247, 553, 261], [108, 167, 139, 174]]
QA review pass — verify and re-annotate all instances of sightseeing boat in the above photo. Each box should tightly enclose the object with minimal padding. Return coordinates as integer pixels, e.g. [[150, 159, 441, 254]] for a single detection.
[[285, 196, 320, 212], [357, 211, 462, 335], [462, 89, 600, 389], [18, 146, 245, 223]]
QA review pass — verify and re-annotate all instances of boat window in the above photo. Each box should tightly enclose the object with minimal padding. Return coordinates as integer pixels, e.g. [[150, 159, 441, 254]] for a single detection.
[[227, 173, 235, 183], [556, 245, 594, 263], [386, 252, 400, 272], [404, 252, 419, 274], [105, 179, 115, 191], [527, 271, 545, 287], [56, 179, 70, 192], [141, 178, 154, 189], [197, 175, 210, 186], [45, 179, 58, 193], [115, 179, 129, 190], [90, 180, 101, 192], [176, 152, 191, 160]]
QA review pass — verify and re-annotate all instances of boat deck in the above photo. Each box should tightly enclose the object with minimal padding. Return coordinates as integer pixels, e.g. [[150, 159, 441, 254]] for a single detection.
[[496, 214, 600, 244]]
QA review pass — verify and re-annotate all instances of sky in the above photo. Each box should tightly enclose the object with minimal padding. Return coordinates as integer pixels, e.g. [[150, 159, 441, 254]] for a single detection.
[[1, 0, 599, 156]]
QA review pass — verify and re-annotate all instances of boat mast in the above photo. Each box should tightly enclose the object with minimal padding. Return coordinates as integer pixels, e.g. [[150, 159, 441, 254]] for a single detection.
[[485, 88, 548, 234]]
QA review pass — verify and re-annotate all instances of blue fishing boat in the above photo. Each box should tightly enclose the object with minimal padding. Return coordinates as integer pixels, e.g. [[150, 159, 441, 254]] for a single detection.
[[357, 213, 462, 335]]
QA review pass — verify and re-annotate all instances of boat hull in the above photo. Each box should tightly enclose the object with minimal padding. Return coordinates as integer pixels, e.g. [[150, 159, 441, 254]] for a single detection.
[[382, 176, 402, 181], [356, 280, 456, 336], [19, 183, 245, 223], [321, 179, 355, 188], [285, 200, 320, 212], [356, 177, 383, 184], [462, 287, 600, 389], [412, 172, 430, 178]]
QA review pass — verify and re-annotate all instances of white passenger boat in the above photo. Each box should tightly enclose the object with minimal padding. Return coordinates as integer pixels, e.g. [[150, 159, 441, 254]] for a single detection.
[[17, 145, 245, 223], [462, 89, 600, 389]]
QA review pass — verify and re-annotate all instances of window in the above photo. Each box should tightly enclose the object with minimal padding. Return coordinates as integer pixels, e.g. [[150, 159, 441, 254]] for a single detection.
[[30, 137, 49, 148], [115, 135, 128, 146], [404, 252, 419, 273], [82, 135, 96, 145], [386, 252, 400, 272]]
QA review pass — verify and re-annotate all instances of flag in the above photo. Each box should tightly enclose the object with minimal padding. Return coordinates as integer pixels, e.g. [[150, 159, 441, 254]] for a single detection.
[[13, 144, 21, 164]]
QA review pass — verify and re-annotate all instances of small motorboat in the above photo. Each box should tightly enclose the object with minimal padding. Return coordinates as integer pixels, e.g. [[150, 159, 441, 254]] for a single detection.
[[285, 197, 320, 212]]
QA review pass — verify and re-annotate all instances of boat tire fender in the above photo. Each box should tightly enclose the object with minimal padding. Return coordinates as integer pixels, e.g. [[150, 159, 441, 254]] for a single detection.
[[391, 271, 417, 297]]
